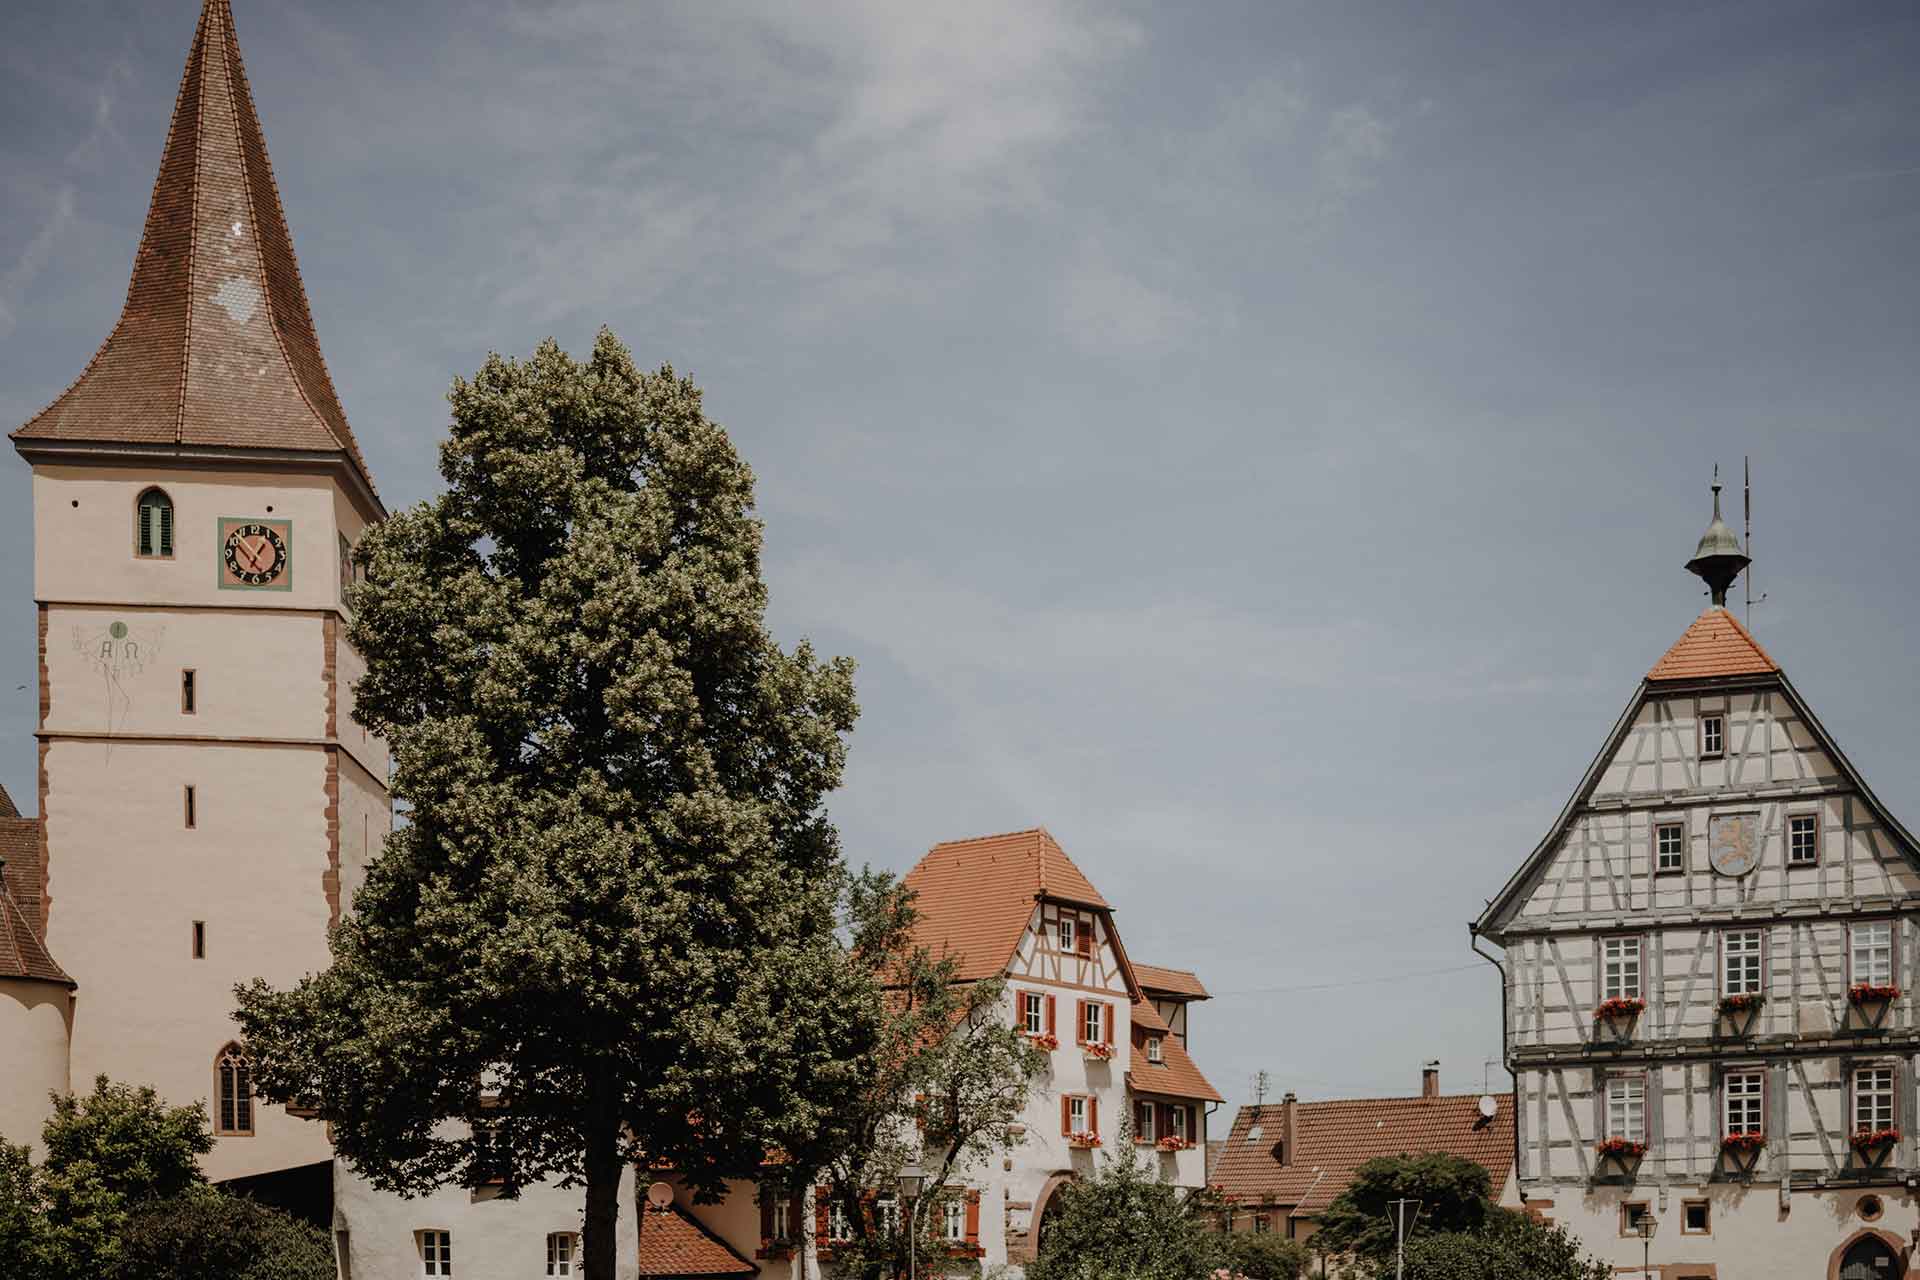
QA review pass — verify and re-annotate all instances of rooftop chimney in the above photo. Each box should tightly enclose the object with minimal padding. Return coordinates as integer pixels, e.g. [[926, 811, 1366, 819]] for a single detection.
[[1279, 1091, 1296, 1165], [1421, 1061, 1440, 1099]]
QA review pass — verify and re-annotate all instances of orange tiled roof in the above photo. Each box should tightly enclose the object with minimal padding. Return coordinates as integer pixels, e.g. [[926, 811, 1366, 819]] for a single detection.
[[0, 817, 70, 987], [1647, 608, 1779, 682], [1125, 1001, 1222, 1103], [636, 1204, 757, 1277], [11, 0, 377, 502], [1212, 1093, 1514, 1216], [1134, 963, 1209, 1000], [904, 828, 1109, 982]]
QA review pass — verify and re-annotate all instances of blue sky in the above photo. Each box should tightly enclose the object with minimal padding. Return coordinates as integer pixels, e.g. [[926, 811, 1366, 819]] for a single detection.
[[2, 0, 1918, 1109]]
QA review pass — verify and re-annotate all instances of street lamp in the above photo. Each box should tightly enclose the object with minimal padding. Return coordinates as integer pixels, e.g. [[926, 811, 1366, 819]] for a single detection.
[[898, 1160, 925, 1280], [1636, 1212, 1657, 1279]]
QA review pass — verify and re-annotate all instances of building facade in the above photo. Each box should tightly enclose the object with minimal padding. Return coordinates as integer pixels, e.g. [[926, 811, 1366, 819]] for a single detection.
[[1474, 489, 1920, 1279]]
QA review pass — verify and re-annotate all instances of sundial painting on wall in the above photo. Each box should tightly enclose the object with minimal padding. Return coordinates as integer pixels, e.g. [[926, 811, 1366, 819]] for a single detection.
[[218, 517, 293, 591], [1709, 812, 1762, 877]]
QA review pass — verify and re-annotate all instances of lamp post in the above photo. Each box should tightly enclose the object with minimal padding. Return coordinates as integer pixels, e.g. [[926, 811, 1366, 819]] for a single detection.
[[1636, 1213, 1657, 1280], [898, 1160, 925, 1280], [1385, 1198, 1422, 1280]]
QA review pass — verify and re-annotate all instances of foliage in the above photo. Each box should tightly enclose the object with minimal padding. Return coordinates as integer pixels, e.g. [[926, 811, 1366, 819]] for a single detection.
[[1219, 1229, 1311, 1280], [1026, 1134, 1226, 1280], [114, 1189, 335, 1280], [1397, 1209, 1609, 1280], [42, 1076, 212, 1205], [0, 1140, 51, 1280], [234, 330, 860, 1280], [771, 869, 1046, 1279], [1312, 1152, 1491, 1266]]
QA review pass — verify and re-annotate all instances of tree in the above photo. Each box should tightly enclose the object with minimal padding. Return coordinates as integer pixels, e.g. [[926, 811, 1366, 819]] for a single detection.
[[1398, 1209, 1609, 1280], [1219, 1229, 1311, 1280], [1311, 1152, 1492, 1266], [235, 331, 860, 1280], [772, 870, 1045, 1279], [114, 1189, 335, 1280], [1026, 1135, 1225, 1280]]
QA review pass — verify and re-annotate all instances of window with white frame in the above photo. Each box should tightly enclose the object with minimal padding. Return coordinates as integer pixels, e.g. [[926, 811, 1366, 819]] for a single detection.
[[1602, 937, 1642, 1000], [770, 1200, 790, 1241], [1605, 1076, 1645, 1141], [545, 1233, 576, 1277], [1789, 814, 1819, 865], [944, 1198, 966, 1243], [1057, 914, 1076, 952], [1145, 1036, 1164, 1063], [1700, 714, 1724, 758], [1082, 1002, 1105, 1045], [1171, 1105, 1190, 1143], [828, 1201, 852, 1242], [419, 1230, 452, 1278], [1854, 1066, 1896, 1132], [1022, 992, 1045, 1035], [1723, 1070, 1764, 1137], [1852, 922, 1895, 988], [1655, 822, 1686, 874], [1067, 1096, 1089, 1131], [1721, 930, 1764, 996], [876, 1196, 900, 1235], [1134, 1100, 1155, 1142]]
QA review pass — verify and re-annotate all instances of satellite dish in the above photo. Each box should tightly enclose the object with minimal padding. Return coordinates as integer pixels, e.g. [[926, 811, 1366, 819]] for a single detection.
[[1478, 1095, 1499, 1120], [646, 1181, 675, 1211]]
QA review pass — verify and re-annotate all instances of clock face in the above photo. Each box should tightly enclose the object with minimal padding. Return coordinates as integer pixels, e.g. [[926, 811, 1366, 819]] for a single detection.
[[218, 517, 293, 590], [1709, 812, 1761, 878]]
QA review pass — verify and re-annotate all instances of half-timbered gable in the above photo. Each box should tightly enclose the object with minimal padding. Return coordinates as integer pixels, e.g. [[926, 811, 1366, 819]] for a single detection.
[[1474, 484, 1920, 1277]]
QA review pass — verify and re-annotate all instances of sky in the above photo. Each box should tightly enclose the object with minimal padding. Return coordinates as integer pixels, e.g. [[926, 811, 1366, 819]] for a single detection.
[[1, 0, 1918, 1114]]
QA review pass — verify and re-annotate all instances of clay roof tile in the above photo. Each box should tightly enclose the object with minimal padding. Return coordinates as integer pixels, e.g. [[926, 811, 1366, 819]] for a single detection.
[[635, 1204, 758, 1277], [903, 828, 1109, 982], [1647, 607, 1779, 682]]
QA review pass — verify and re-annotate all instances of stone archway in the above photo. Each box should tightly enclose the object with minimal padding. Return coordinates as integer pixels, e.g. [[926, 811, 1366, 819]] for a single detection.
[[1010, 1171, 1077, 1264], [1832, 1229, 1907, 1280]]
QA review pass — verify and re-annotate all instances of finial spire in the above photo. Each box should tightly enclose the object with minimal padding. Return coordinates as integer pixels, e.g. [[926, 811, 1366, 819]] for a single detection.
[[1685, 465, 1750, 608]]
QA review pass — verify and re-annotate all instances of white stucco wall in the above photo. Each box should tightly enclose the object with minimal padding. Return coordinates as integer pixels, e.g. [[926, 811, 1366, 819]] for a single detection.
[[0, 980, 71, 1153]]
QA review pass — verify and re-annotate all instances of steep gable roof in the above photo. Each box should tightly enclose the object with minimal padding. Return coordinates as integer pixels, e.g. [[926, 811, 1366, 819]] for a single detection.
[[11, 0, 379, 510], [636, 1203, 758, 1277], [1212, 1093, 1514, 1215], [904, 828, 1110, 982], [1134, 962, 1209, 1000], [1647, 607, 1779, 682], [1125, 1000, 1223, 1102], [0, 819, 71, 988]]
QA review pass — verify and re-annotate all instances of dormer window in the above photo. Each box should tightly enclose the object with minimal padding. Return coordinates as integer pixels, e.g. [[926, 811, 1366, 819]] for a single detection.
[[1145, 1036, 1164, 1063], [136, 488, 174, 558], [1057, 915, 1076, 953]]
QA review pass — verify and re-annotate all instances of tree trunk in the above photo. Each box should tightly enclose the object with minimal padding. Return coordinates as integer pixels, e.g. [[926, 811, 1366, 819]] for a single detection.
[[583, 1082, 624, 1280]]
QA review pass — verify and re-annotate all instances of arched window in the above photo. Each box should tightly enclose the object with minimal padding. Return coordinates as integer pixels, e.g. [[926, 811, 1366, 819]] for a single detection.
[[215, 1043, 254, 1136], [136, 488, 174, 558]]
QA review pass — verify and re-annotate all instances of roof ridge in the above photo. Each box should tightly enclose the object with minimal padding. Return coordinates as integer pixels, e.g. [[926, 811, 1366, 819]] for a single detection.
[[1239, 1091, 1510, 1116], [927, 826, 1048, 850]]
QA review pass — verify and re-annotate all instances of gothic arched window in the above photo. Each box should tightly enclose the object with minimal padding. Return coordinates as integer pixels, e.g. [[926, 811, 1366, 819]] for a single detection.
[[216, 1044, 254, 1136], [136, 488, 174, 559]]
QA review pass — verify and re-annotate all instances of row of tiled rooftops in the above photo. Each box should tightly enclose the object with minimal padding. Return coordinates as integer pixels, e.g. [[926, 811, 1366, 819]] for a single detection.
[[0, 784, 69, 988], [1211, 1082, 1516, 1219]]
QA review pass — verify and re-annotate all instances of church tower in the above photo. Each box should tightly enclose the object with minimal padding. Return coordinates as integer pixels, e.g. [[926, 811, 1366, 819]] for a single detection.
[[9, 0, 390, 1184]]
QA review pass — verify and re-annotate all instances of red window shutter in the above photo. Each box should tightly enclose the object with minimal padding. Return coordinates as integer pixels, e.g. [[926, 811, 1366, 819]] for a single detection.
[[1061, 1095, 1072, 1135], [761, 1185, 775, 1239], [1077, 919, 1092, 957], [1090, 1096, 1100, 1137], [1075, 1000, 1088, 1045], [1014, 993, 1023, 1030], [966, 1191, 981, 1246], [1157, 1102, 1170, 1138], [915, 1092, 927, 1133], [1104, 1004, 1115, 1044], [815, 1187, 830, 1244], [1046, 995, 1057, 1036]]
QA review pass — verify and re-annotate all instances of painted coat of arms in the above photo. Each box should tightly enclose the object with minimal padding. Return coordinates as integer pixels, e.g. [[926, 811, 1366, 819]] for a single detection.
[[1709, 813, 1761, 877]]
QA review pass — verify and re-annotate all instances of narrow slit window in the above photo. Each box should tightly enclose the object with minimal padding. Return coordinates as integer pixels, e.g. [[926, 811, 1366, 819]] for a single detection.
[[181, 669, 196, 715], [136, 488, 174, 558], [184, 785, 196, 829], [192, 921, 206, 959]]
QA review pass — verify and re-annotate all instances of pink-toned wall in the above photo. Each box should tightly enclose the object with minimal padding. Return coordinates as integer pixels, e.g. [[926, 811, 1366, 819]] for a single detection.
[[0, 980, 71, 1153]]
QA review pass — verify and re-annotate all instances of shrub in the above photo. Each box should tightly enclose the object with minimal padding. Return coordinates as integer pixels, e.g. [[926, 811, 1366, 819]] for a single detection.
[[114, 1190, 334, 1280]]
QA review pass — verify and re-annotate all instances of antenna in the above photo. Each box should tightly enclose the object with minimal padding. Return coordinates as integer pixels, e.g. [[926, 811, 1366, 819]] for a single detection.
[[1251, 1071, 1272, 1110], [1743, 456, 1768, 628]]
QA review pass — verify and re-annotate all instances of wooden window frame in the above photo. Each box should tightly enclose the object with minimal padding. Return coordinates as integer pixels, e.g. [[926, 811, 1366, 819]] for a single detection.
[[181, 669, 197, 715], [1618, 1201, 1652, 1237], [1654, 821, 1686, 875], [1133, 1100, 1156, 1143], [1605, 1073, 1647, 1143], [1699, 713, 1725, 759], [215, 1043, 255, 1137], [826, 1200, 852, 1243], [1601, 935, 1643, 1001], [1680, 1199, 1710, 1235], [1021, 991, 1046, 1036], [1056, 914, 1077, 953], [1079, 1000, 1105, 1046], [1849, 920, 1897, 990], [1171, 1104, 1191, 1143], [1719, 929, 1766, 998], [1253, 1214, 1271, 1234], [1066, 1094, 1089, 1133], [135, 487, 176, 560], [1851, 1063, 1897, 1133], [1145, 1035, 1163, 1063], [417, 1228, 452, 1278], [1787, 812, 1821, 867], [1722, 1068, 1765, 1138], [545, 1232, 577, 1277], [943, 1197, 966, 1243]]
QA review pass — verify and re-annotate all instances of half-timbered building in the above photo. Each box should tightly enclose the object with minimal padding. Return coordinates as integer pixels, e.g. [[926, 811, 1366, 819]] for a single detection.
[[1474, 485, 1920, 1279]]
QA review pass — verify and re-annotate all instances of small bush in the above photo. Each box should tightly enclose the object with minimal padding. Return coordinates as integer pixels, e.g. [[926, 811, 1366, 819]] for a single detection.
[[114, 1190, 334, 1280]]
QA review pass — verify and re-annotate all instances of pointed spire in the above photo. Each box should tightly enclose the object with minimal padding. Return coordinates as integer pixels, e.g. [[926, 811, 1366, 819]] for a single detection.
[[1684, 465, 1749, 608], [12, 0, 378, 508]]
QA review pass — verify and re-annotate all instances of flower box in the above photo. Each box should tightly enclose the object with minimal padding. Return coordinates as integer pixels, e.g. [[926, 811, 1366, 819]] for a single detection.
[[1848, 984, 1901, 1005], [1028, 1032, 1060, 1051], [1595, 1138, 1647, 1161], [1593, 997, 1646, 1021], [1850, 1127, 1901, 1152], [1156, 1136, 1195, 1152], [1066, 1131, 1103, 1149], [1082, 1041, 1114, 1061], [1720, 1132, 1766, 1153], [1717, 993, 1766, 1014]]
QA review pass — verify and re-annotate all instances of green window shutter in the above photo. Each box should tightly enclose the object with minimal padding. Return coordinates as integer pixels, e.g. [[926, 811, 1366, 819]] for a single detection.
[[159, 501, 173, 556], [138, 503, 154, 556]]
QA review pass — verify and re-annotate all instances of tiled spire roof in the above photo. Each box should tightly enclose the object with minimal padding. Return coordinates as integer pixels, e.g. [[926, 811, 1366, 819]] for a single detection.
[[0, 816, 71, 988], [11, 0, 377, 503], [1647, 607, 1779, 682]]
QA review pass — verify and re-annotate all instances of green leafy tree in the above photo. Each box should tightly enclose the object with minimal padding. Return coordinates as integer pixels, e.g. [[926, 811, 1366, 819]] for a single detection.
[[1312, 1153, 1492, 1267], [0, 1140, 51, 1279], [774, 871, 1045, 1279], [235, 331, 860, 1280], [1027, 1134, 1225, 1280], [114, 1189, 335, 1280], [1219, 1229, 1311, 1280], [1398, 1208, 1609, 1280]]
